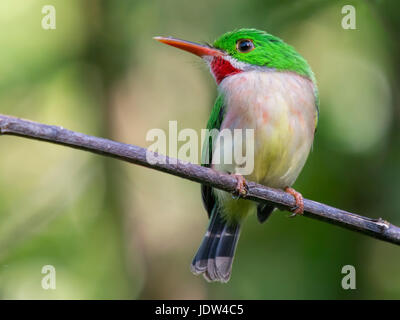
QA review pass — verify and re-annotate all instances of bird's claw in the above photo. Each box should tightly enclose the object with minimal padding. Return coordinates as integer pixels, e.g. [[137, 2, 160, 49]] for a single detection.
[[232, 174, 248, 199], [284, 187, 304, 217]]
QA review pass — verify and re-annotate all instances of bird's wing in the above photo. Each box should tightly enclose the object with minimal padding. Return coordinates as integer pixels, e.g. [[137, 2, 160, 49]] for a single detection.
[[314, 85, 320, 131], [201, 94, 226, 217]]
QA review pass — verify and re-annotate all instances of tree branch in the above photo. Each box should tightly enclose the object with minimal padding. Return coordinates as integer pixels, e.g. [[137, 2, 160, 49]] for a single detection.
[[1, 114, 399, 245]]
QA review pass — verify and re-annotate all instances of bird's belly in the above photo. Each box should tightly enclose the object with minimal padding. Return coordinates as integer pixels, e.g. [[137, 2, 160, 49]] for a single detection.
[[214, 70, 317, 189], [252, 103, 312, 188], [211, 70, 317, 223]]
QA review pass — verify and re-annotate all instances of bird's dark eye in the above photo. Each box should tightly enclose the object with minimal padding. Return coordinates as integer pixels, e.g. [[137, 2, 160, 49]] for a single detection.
[[236, 39, 254, 53]]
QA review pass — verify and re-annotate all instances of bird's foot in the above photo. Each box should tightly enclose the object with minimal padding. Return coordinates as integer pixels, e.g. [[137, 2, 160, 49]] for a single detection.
[[232, 174, 248, 199], [284, 187, 304, 217]]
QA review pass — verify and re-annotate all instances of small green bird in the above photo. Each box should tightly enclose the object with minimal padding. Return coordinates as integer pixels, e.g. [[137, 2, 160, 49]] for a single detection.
[[155, 29, 318, 282]]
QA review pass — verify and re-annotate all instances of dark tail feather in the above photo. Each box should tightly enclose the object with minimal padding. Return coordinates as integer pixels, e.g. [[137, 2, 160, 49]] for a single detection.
[[257, 203, 275, 223], [191, 206, 241, 283]]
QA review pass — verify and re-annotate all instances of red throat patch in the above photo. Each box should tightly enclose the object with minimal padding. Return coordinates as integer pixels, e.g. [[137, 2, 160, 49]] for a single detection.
[[210, 57, 242, 84]]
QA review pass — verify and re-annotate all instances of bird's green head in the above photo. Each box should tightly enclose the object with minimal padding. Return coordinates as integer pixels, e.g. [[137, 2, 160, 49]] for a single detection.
[[154, 28, 315, 85], [213, 29, 314, 80]]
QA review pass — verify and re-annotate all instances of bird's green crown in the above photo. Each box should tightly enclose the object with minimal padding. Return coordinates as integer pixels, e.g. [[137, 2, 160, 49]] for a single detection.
[[213, 28, 316, 83]]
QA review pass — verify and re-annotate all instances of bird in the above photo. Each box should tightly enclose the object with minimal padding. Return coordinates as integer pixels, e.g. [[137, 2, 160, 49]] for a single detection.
[[154, 28, 319, 283]]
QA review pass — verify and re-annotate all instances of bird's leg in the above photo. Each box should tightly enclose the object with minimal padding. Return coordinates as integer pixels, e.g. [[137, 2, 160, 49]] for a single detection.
[[284, 187, 304, 217], [232, 173, 248, 199]]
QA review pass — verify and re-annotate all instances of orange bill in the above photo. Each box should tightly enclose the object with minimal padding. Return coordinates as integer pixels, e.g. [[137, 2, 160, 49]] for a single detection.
[[154, 36, 224, 57]]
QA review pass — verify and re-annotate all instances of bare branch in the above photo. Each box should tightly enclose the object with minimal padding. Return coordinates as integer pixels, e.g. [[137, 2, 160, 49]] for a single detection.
[[1, 114, 399, 245]]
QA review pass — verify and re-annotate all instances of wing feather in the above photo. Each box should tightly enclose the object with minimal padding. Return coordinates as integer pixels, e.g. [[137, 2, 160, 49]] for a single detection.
[[201, 94, 226, 217]]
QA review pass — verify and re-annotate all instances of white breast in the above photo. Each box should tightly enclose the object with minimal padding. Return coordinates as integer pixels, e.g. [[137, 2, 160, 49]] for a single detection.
[[213, 70, 317, 188]]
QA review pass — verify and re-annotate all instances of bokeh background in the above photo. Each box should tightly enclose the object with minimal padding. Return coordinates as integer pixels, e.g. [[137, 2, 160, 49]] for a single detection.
[[0, 0, 399, 299]]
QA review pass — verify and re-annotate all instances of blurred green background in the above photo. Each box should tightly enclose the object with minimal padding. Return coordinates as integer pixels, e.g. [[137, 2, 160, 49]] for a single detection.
[[0, 0, 399, 299]]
